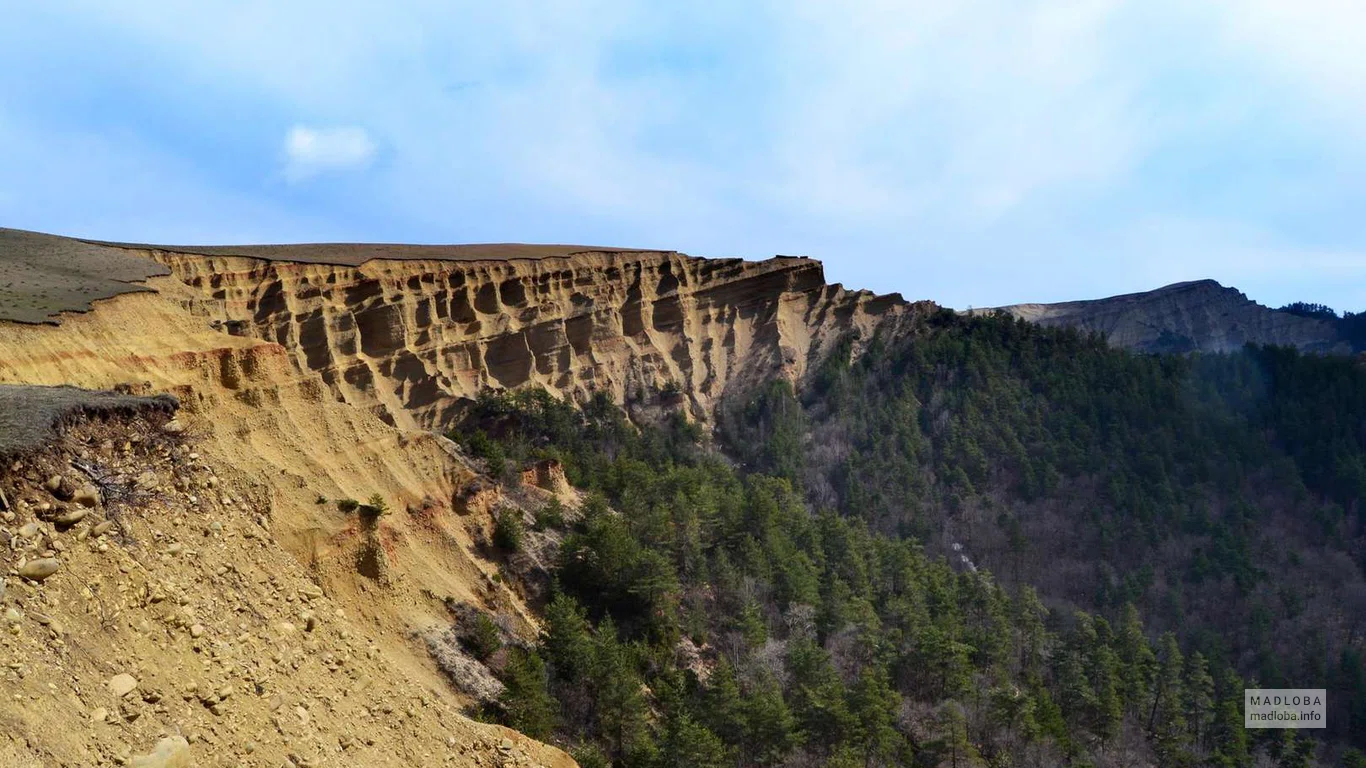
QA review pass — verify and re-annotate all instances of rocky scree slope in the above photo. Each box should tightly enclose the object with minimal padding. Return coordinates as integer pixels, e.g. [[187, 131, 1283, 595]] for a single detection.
[[0, 403, 571, 768], [985, 278, 1349, 353]]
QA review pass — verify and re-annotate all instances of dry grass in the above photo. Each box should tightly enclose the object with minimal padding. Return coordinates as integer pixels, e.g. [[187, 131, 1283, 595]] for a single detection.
[[0, 383, 176, 457], [84, 238, 668, 266], [0, 228, 170, 324]]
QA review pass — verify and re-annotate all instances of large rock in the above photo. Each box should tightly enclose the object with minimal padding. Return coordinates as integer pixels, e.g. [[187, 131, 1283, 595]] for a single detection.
[[108, 673, 139, 698], [129, 736, 192, 768], [17, 558, 60, 581], [73, 485, 101, 508]]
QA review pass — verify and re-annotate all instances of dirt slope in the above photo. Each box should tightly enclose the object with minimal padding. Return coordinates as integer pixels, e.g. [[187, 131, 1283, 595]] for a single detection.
[[0, 410, 570, 768], [0, 276, 571, 766]]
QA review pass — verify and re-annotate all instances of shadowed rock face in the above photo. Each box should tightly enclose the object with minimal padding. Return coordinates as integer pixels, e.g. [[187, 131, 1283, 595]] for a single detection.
[[986, 280, 1349, 354]]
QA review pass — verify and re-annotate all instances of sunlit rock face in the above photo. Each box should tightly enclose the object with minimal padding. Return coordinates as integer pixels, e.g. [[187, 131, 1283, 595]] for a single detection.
[[150, 248, 918, 429]]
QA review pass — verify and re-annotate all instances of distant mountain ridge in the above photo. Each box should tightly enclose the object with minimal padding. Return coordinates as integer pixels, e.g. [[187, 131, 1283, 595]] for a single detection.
[[983, 278, 1355, 354]]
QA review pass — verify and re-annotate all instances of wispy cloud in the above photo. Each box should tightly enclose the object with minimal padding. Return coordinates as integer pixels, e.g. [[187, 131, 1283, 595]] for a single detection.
[[281, 125, 376, 183]]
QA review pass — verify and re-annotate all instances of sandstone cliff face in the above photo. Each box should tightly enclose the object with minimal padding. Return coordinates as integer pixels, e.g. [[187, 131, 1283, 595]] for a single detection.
[[988, 279, 1348, 354], [143, 248, 915, 430], [0, 281, 569, 766], [0, 231, 918, 767]]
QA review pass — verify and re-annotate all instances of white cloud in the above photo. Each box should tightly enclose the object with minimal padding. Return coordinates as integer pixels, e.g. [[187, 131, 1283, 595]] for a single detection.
[[4, 1, 1365, 310], [281, 125, 376, 182], [0, 111, 337, 244]]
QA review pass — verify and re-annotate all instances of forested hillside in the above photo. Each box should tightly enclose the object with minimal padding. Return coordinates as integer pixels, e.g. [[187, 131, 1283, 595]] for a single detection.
[[722, 311, 1366, 759], [455, 311, 1366, 768], [1280, 302, 1366, 351]]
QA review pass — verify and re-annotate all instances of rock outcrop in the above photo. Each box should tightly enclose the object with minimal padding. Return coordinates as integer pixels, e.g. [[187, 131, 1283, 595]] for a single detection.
[[984, 279, 1349, 354], [143, 247, 914, 429]]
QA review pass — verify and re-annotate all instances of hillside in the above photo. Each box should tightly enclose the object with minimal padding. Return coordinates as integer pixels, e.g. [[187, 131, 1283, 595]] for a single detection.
[[0, 228, 913, 767], [0, 391, 570, 767], [4, 228, 1365, 767], [984, 279, 1351, 354]]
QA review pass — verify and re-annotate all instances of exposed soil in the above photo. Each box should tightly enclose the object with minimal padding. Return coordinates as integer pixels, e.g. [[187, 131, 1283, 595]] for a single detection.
[[0, 411, 574, 767], [0, 383, 176, 458]]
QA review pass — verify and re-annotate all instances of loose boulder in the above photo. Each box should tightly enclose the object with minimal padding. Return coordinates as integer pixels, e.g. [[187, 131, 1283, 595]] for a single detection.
[[73, 485, 101, 508], [18, 558, 60, 581], [108, 673, 139, 698], [53, 508, 87, 529], [130, 736, 192, 768]]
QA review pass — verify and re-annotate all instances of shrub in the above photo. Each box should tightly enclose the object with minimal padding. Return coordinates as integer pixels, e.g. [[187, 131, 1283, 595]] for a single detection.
[[571, 745, 611, 768], [336, 498, 360, 513], [493, 510, 524, 552], [358, 494, 389, 520], [533, 498, 566, 531], [464, 430, 507, 472], [463, 613, 502, 661]]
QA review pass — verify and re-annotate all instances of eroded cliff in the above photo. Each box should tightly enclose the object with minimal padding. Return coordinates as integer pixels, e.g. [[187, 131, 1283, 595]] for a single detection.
[[143, 246, 915, 429], [0, 229, 918, 766]]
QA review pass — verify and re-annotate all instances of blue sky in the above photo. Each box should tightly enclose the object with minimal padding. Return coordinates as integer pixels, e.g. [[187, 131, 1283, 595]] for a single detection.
[[2, 1, 1363, 311]]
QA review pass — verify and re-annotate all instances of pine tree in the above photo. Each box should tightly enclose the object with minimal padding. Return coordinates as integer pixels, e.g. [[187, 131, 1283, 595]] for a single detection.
[[704, 659, 745, 746], [987, 684, 1040, 756], [1272, 730, 1312, 768], [660, 713, 730, 768], [499, 648, 559, 740], [543, 593, 594, 683], [786, 638, 853, 750], [939, 700, 984, 768], [1012, 586, 1049, 681], [1056, 645, 1095, 735], [742, 673, 798, 766], [592, 618, 649, 759], [1341, 748, 1366, 768], [1089, 642, 1124, 742], [848, 666, 903, 766], [1115, 604, 1156, 717], [736, 600, 769, 649], [1149, 633, 1190, 764], [1204, 669, 1248, 768], [1183, 651, 1215, 754], [916, 623, 974, 700]]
